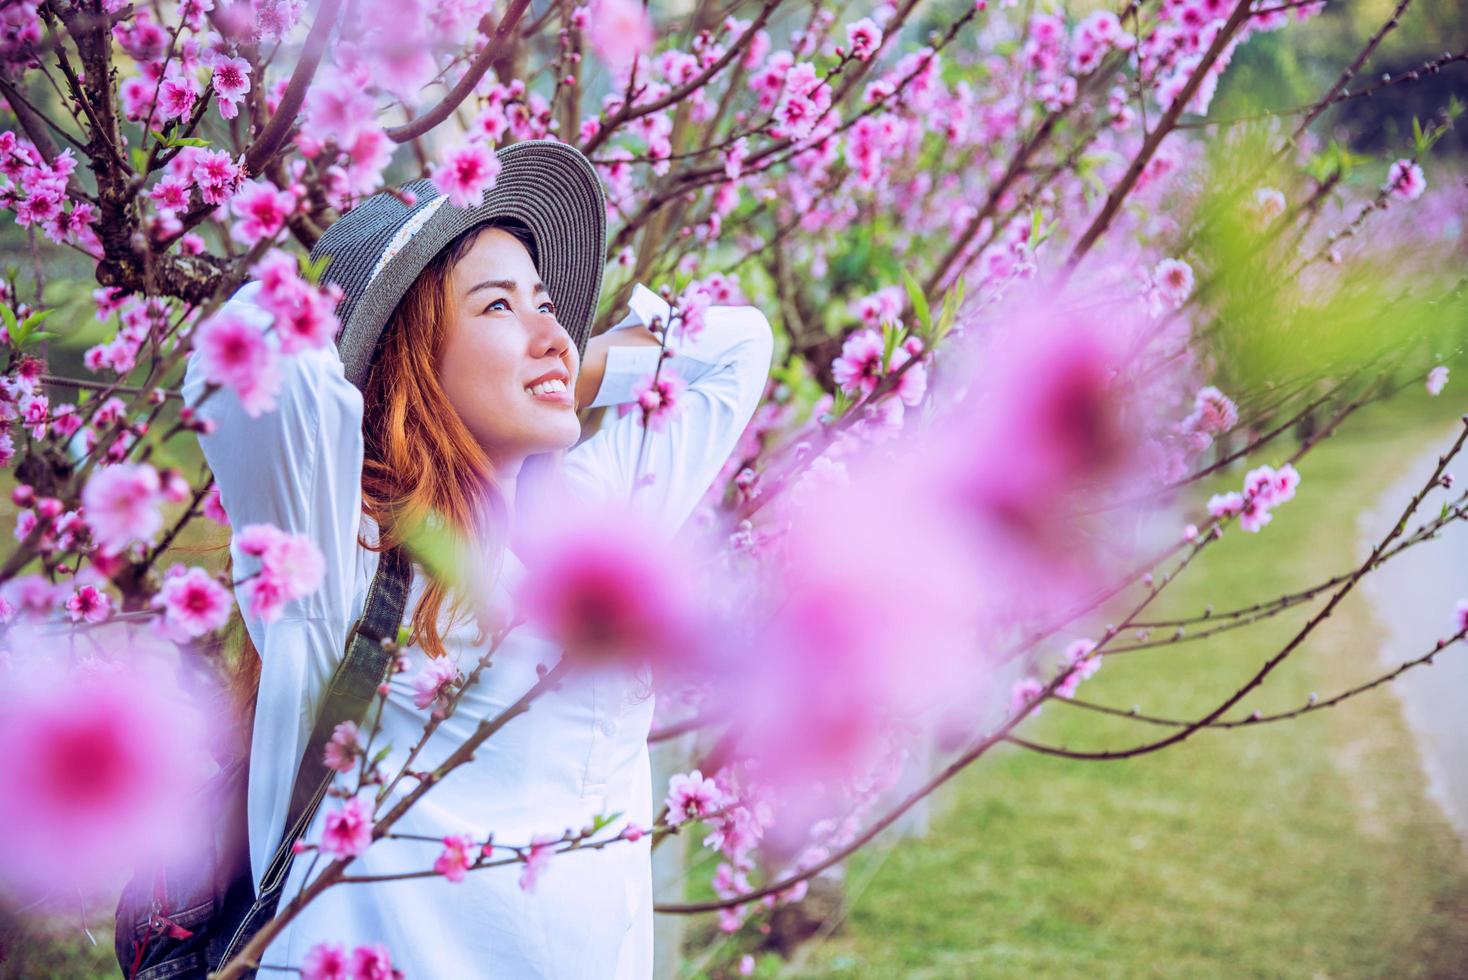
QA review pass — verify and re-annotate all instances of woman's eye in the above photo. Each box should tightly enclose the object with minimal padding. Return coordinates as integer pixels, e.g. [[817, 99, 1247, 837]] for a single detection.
[[483, 299, 556, 315]]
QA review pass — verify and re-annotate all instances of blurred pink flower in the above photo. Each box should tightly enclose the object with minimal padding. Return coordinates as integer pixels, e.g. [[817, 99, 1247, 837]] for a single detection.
[[0, 655, 209, 897], [1184, 385, 1238, 437], [152, 565, 233, 637], [320, 796, 374, 857], [515, 499, 705, 668], [350, 943, 400, 980], [82, 462, 164, 554], [1152, 258, 1194, 309], [430, 141, 501, 208], [584, 0, 654, 71], [518, 835, 555, 892], [302, 942, 350, 980], [304, 68, 377, 147], [846, 18, 883, 60], [1427, 366, 1449, 396]]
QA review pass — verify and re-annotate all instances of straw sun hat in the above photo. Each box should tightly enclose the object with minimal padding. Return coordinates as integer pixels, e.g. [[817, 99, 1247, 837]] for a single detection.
[[312, 140, 609, 390]]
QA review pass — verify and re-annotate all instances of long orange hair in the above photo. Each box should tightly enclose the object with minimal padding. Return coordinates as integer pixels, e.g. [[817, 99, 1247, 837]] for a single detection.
[[228, 219, 538, 717]]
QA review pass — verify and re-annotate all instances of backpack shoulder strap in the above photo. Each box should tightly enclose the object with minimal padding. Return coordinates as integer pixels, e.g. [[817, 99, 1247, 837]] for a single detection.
[[255, 545, 414, 896]]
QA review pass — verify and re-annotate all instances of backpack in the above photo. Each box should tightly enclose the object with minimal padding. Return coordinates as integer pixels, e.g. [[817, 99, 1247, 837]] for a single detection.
[[114, 547, 413, 979]]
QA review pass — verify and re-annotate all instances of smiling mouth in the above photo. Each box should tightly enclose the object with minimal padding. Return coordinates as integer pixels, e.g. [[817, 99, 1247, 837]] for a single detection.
[[524, 377, 573, 405]]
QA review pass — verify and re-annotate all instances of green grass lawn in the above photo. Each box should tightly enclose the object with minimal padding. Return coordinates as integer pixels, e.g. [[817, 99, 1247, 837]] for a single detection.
[[767, 390, 1468, 978]]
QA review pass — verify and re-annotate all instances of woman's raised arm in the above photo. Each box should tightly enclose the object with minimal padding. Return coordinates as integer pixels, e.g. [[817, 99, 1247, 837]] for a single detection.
[[566, 284, 775, 532], [181, 280, 367, 887]]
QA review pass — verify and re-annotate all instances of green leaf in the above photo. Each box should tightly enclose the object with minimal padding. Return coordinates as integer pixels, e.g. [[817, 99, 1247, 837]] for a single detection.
[[300, 252, 333, 285], [0, 303, 18, 339], [1030, 206, 1044, 245], [162, 134, 211, 149], [590, 810, 625, 834], [902, 268, 931, 336]]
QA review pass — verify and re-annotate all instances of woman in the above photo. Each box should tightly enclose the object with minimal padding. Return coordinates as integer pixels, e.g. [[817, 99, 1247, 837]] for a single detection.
[[183, 141, 773, 976]]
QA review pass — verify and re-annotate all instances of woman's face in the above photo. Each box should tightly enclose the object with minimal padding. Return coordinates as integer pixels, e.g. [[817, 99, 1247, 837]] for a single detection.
[[437, 228, 581, 471]]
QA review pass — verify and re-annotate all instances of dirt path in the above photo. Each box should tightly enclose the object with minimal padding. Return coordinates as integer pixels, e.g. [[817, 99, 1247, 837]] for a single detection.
[[1359, 430, 1468, 843]]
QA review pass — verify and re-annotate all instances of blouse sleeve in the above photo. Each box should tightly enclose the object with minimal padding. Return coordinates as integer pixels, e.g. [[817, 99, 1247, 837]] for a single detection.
[[180, 280, 366, 888], [565, 283, 775, 532]]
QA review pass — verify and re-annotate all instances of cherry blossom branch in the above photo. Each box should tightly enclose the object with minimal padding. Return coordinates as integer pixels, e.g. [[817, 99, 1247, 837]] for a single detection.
[[1057, 628, 1467, 730], [1067, 0, 1254, 267], [243, 0, 345, 174], [1287, 0, 1413, 145], [383, 0, 533, 144], [1177, 49, 1468, 131], [1001, 418, 1468, 762], [213, 658, 574, 980], [580, 0, 782, 156]]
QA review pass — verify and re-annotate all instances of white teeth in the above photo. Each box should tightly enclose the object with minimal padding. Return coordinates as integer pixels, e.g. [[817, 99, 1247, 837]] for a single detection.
[[525, 378, 567, 396]]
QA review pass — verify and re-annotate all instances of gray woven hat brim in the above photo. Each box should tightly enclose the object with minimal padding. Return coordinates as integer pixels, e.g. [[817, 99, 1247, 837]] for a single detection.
[[312, 140, 607, 390]]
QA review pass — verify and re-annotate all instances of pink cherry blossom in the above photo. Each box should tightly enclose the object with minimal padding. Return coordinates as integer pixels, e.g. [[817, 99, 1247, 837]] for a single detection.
[[323, 720, 362, 773], [157, 75, 199, 121], [665, 769, 724, 826], [434, 834, 476, 883], [304, 68, 377, 147], [64, 583, 112, 623], [1207, 491, 1244, 518], [194, 309, 282, 416], [320, 796, 374, 857], [1010, 677, 1046, 718], [349, 944, 400, 980], [411, 656, 460, 714], [630, 368, 686, 431], [846, 18, 883, 60], [203, 484, 230, 524], [234, 523, 327, 621], [152, 565, 233, 637], [1427, 366, 1449, 396], [1383, 159, 1426, 202], [190, 148, 245, 205], [430, 141, 502, 209], [210, 54, 252, 119], [1055, 638, 1100, 699], [1455, 599, 1468, 635], [229, 180, 295, 246], [518, 835, 555, 892], [831, 328, 885, 397], [1184, 385, 1238, 437], [1152, 258, 1194, 309], [302, 942, 350, 980], [82, 462, 164, 554], [585, 0, 653, 70]]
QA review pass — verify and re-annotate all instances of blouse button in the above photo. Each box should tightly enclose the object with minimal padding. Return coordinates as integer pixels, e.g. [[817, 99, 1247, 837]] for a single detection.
[[598, 720, 616, 736]]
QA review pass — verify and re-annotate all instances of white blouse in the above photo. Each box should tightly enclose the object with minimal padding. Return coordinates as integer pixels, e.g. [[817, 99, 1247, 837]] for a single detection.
[[183, 281, 773, 978]]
